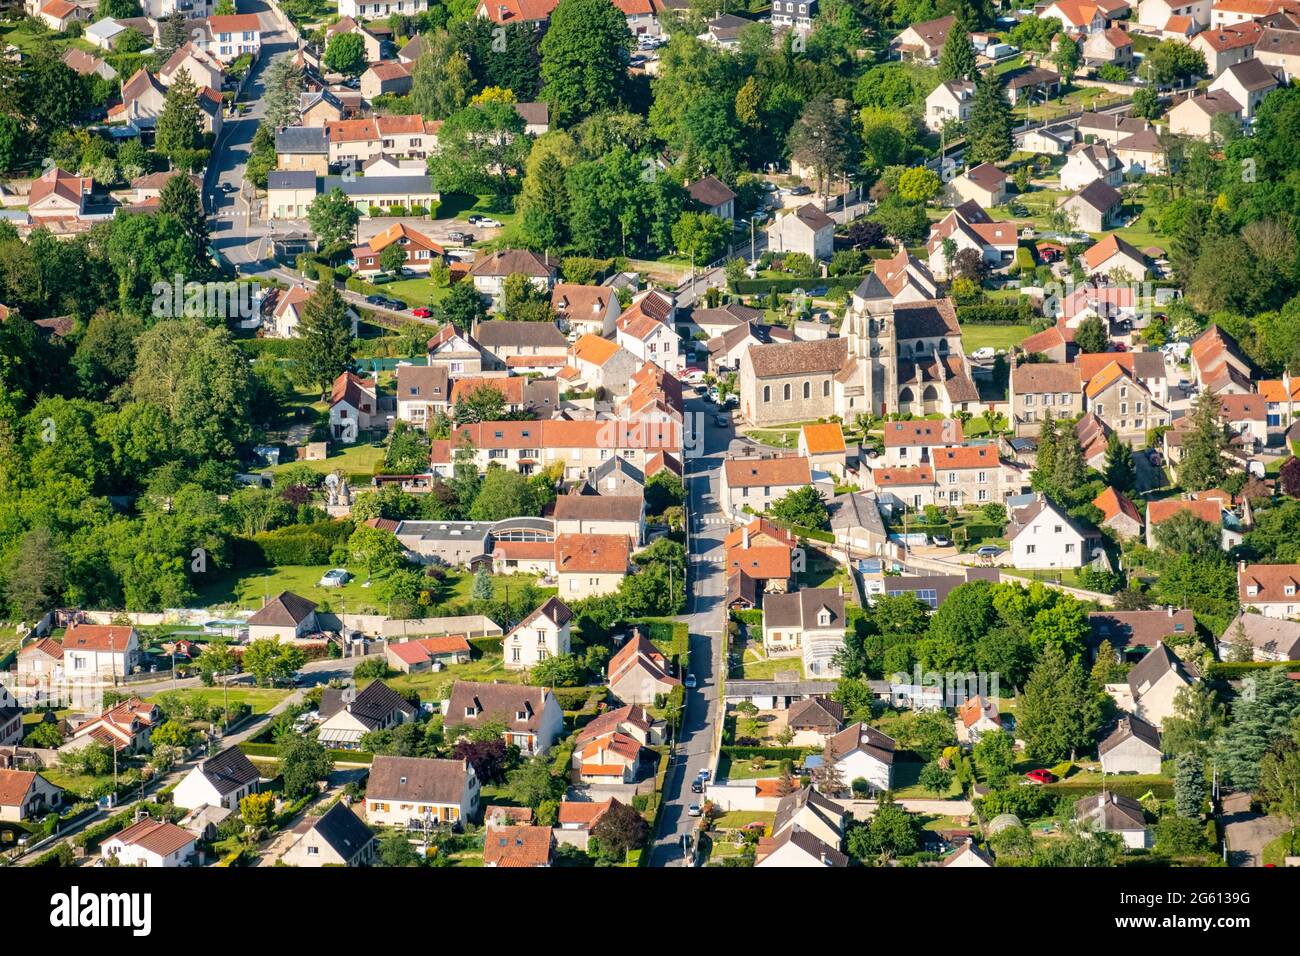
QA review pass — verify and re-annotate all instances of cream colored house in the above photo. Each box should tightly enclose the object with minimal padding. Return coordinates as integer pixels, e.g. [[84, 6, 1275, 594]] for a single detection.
[[364, 755, 480, 829], [503, 597, 572, 671]]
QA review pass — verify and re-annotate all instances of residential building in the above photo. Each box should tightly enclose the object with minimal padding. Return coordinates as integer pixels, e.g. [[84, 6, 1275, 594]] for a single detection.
[[1238, 562, 1300, 618], [1216, 610, 1300, 661], [1120, 641, 1198, 729], [1089, 608, 1198, 659], [786, 697, 845, 746], [475, 0, 560, 26], [1084, 25, 1136, 64], [925, 79, 975, 131], [755, 787, 848, 868], [1009, 360, 1082, 436], [365, 755, 481, 829], [894, 14, 956, 59], [1059, 179, 1122, 232], [0, 769, 64, 822], [551, 283, 620, 338], [926, 203, 1019, 278], [503, 597, 572, 670], [1094, 486, 1144, 539], [799, 422, 848, 479], [444, 681, 564, 754], [1137, 0, 1212, 31], [266, 171, 317, 219], [67, 697, 159, 755], [173, 747, 261, 811], [555, 532, 630, 598], [61, 624, 141, 679], [318, 680, 418, 750], [724, 517, 795, 594], [246, 591, 319, 641], [766, 203, 835, 261], [1082, 233, 1148, 279], [328, 371, 378, 443], [719, 455, 813, 514], [931, 443, 1004, 506], [275, 126, 330, 175], [771, 0, 818, 32], [385, 635, 473, 672], [607, 631, 680, 705], [1256, 27, 1300, 76], [350, 222, 445, 275], [1084, 359, 1169, 446], [1041, 0, 1107, 32], [763, 587, 848, 678], [281, 801, 376, 867], [1099, 716, 1163, 775], [484, 824, 553, 866], [1168, 90, 1244, 138], [1006, 494, 1092, 569], [395, 365, 450, 428], [827, 491, 890, 556], [1207, 55, 1280, 118], [469, 248, 557, 306], [823, 722, 896, 793], [869, 464, 938, 512], [957, 695, 1004, 741], [102, 818, 196, 867], [1061, 142, 1124, 192], [616, 290, 683, 375], [199, 13, 262, 62], [1191, 19, 1264, 73], [361, 60, 413, 99], [686, 174, 736, 220], [1076, 791, 1151, 848], [552, 494, 643, 544], [944, 163, 1009, 207]]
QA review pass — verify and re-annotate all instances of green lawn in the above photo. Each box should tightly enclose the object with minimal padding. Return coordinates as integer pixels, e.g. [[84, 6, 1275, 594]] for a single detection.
[[194, 564, 549, 615], [745, 429, 800, 449], [379, 277, 452, 309], [361, 655, 528, 701], [268, 441, 387, 478], [1262, 828, 1300, 866], [959, 323, 1035, 354], [146, 687, 292, 716], [0, 21, 98, 59], [891, 758, 965, 799], [739, 651, 803, 681], [435, 192, 519, 228], [717, 754, 787, 781], [713, 810, 774, 831]]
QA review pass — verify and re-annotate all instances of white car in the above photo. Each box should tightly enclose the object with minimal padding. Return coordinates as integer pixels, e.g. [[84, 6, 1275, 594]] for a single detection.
[[684, 674, 697, 689], [687, 804, 702, 817], [971, 347, 996, 360], [318, 568, 351, 587]]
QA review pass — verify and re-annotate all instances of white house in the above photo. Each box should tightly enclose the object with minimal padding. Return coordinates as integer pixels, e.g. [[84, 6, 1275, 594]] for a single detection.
[[0, 769, 64, 822], [1006, 495, 1092, 570], [316, 680, 419, 751], [615, 290, 682, 375], [824, 722, 896, 794], [1237, 562, 1300, 618], [61, 624, 141, 680], [1137, 0, 1212, 30], [1098, 715, 1163, 775], [1076, 791, 1151, 848], [1119, 641, 1198, 729], [1216, 611, 1300, 662], [102, 818, 197, 868], [925, 79, 975, 131], [172, 747, 262, 812], [328, 371, 378, 443], [766, 204, 835, 261], [280, 800, 376, 867], [503, 597, 573, 671], [1061, 142, 1124, 192]]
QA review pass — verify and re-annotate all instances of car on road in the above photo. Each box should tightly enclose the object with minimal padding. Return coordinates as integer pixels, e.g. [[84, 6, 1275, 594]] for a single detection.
[[446, 230, 472, 243], [365, 294, 387, 306], [684, 674, 697, 689], [386, 299, 408, 311], [318, 568, 352, 587], [682, 367, 705, 384], [931, 534, 951, 547], [687, 804, 702, 817], [411, 307, 432, 318], [976, 545, 1003, 557], [467, 215, 502, 228], [788, 184, 812, 196], [724, 394, 738, 407], [714, 413, 730, 428], [690, 779, 703, 793], [1025, 769, 1058, 785], [697, 769, 711, 781], [971, 346, 996, 360], [220, 182, 236, 193]]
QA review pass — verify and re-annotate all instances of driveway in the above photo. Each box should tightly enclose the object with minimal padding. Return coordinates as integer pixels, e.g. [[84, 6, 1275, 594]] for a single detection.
[[1222, 797, 1289, 867], [1132, 448, 1166, 495]]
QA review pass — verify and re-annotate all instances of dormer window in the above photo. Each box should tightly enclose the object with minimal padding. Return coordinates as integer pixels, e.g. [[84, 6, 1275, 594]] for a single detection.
[[1286, 584, 1295, 597], [1247, 584, 1259, 596], [516, 709, 528, 721], [399, 776, 407, 785]]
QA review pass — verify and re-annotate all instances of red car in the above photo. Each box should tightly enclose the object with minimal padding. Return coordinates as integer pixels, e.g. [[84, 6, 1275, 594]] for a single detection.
[[411, 307, 433, 318], [1025, 769, 1058, 785]]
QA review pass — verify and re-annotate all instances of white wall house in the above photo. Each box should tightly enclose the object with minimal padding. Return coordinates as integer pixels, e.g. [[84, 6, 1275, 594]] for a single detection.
[[503, 597, 572, 671], [1006, 495, 1091, 570]]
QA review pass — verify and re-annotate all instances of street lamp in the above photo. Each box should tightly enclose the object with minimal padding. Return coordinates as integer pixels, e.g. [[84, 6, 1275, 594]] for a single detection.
[[737, 217, 756, 261]]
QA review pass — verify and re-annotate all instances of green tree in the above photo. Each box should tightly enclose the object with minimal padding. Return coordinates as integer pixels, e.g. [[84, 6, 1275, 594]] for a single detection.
[[671, 210, 730, 266], [323, 32, 366, 76], [938, 20, 976, 82], [3, 526, 66, 618], [347, 524, 405, 580], [280, 735, 334, 798], [426, 102, 529, 201], [590, 799, 649, 861], [471, 565, 494, 601], [1018, 644, 1103, 762], [1104, 432, 1135, 492], [972, 728, 1015, 787], [151, 719, 194, 749], [379, 241, 408, 276], [242, 638, 306, 687], [1052, 36, 1081, 82], [1153, 510, 1222, 559], [897, 167, 942, 204], [846, 792, 921, 862], [410, 31, 473, 120], [291, 281, 355, 398], [158, 172, 209, 265], [966, 72, 1013, 165], [155, 68, 204, 165], [1174, 751, 1206, 819], [468, 468, 538, 521], [1178, 390, 1228, 491], [261, 53, 305, 130], [1258, 740, 1300, 855], [768, 486, 829, 530], [539, 0, 631, 125], [1073, 314, 1109, 354], [307, 187, 361, 249], [1213, 668, 1300, 790]]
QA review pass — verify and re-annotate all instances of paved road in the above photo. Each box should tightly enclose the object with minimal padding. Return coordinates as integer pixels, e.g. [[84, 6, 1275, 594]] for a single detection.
[[648, 396, 732, 867], [207, 0, 296, 269], [1223, 804, 1288, 867]]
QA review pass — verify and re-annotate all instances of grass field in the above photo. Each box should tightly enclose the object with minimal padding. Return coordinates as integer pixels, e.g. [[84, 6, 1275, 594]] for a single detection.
[[146, 687, 292, 716], [360, 654, 527, 701], [713, 810, 774, 830], [268, 441, 387, 478], [739, 651, 803, 681], [194, 564, 549, 615], [379, 277, 452, 309], [959, 323, 1035, 354], [0, 21, 98, 58]]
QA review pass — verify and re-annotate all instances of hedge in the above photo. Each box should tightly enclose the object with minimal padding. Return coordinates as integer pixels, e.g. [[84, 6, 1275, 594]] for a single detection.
[[30, 842, 76, 867], [956, 301, 1038, 324], [237, 741, 376, 764], [1204, 660, 1300, 680], [552, 686, 607, 711], [469, 635, 505, 656], [720, 745, 813, 761], [729, 274, 868, 295], [732, 609, 763, 627], [74, 811, 134, 852]]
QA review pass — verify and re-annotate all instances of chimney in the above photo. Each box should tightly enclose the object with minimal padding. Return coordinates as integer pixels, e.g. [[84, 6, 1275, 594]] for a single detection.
[[1167, 606, 1174, 617], [742, 526, 750, 549]]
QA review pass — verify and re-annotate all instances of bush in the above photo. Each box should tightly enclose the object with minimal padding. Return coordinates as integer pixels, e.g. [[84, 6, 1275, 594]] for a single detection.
[[955, 302, 1038, 324]]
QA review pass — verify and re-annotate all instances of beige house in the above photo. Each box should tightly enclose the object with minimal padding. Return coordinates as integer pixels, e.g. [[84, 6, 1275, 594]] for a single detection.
[[931, 444, 1005, 507], [1085, 361, 1169, 446], [1168, 90, 1244, 139], [1207, 56, 1279, 119], [766, 204, 835, 261], [763, 587, 848, 679], [719, 455, 813, 515], [1237, 562, 1300, 618], [1256, 27, 1300, 76], [738, 337, 845, 427], [281, 801, 376, 867], [894, 13, 956, 59], [364, 755, 480, 829], [1059, 180, 1122, 232], [944, 163, 1008, 208], [556, 532, 630, 599], [1009, 359, 1082, 436], [924, 79, 975, 131], [61, 624, 141, 679], [608, 632, 680, 705], [444, 681, 565, 755], [276, 126, 330, 175], [503, 597, 572, 671], [551, 283, 620, 338], [246, 591, 319, 641], [1114, 642, 1198, 729], [0, 769, 64, 822]]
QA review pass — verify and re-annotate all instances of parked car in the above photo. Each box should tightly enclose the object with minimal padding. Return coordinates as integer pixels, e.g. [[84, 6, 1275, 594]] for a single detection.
[[976, 545, 1003, 558], [687, 804, 702, 817], [714, 413, 730, 428], [697, 769, 711, 782], [684, 674, 697, 689], [971, 347, 996, 360], [788, 185, 812, 196], [411, 307, 433, 318], [386, 299, 408, 311], [931, 534, 951, 547], [446, 230, 472, 243], [1025, 769, 1058, 785], [690, 780, 703, 793], [318, 568, 352, 587], [682, 367, 705, 384], [365, 294, 386, 306]]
